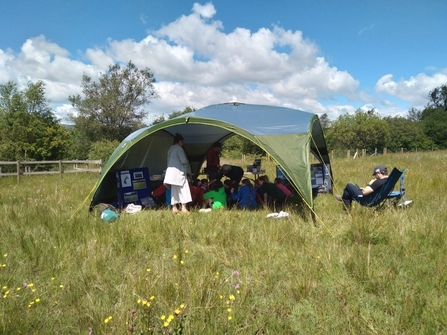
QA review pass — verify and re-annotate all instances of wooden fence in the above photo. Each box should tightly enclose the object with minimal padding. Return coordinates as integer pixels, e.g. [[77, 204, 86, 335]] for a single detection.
[[0, 160, 102, 182], [340, 147, 409, 159]]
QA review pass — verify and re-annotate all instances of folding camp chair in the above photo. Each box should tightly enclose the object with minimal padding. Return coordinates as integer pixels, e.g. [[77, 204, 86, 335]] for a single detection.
[[361, 167, 412, 211], [386, 168, 413, 208]]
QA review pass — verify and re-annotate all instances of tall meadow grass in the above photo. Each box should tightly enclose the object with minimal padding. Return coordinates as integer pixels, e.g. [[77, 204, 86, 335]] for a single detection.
[[1, 151, 447, 334]]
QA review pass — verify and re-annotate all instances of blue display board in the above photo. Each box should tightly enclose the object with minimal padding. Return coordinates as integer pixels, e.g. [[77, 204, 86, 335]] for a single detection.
[[116, 168, 152, 209]]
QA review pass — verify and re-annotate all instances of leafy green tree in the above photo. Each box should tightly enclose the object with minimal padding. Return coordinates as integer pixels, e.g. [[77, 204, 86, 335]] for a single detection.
[[407, 107, 423, 122], [68, 61, 157, 143], [383, 115, 432, 152], [64, 127, 91, 160], [427, 84, 447, 110], [421, 107, 447, 149], [222, 135, 264, 158], [319, 113, 332, 131], [88, 139, 120, 164], [325, 109, 390, 153], [150, 106, 196, 125], [0, 81, 70, 161]]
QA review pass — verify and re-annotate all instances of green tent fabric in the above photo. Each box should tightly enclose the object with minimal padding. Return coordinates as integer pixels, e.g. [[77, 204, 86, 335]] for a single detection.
[[89, 103, 331, 210]]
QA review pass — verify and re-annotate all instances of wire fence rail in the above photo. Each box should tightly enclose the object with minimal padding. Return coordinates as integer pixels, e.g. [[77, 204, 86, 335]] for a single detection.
[[0, 160, 102, 182]]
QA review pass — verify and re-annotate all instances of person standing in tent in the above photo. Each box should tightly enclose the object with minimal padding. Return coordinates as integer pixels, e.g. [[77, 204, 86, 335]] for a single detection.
[[163, 133, 192, 214], [206, 142, 222, 183]]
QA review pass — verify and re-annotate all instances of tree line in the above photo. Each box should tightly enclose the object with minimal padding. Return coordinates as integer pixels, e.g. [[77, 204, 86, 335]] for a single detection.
[[322, 85, 447, 156], [1, 60, 446, 164]]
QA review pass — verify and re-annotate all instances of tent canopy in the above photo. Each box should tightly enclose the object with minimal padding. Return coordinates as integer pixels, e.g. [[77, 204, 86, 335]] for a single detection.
[[90, 103, 331, 210]]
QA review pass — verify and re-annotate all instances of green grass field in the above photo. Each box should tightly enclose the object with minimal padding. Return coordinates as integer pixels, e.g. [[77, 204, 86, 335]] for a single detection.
[[1, 151, 447, 334]]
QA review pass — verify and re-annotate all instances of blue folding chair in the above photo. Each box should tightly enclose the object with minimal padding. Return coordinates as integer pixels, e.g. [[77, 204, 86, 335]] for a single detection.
[[362, 167, 412, 211]]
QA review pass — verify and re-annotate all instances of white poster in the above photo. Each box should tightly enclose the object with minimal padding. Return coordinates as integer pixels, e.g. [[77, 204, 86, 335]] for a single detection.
[[120, 171, 131, 187]]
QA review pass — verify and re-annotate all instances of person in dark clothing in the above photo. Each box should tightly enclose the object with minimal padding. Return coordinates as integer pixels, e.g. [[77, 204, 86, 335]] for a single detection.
[[335, 165, 389, 211], [205, 142, 222, 183], [221, 164, 244, 191], [255, 176, 286, 212]]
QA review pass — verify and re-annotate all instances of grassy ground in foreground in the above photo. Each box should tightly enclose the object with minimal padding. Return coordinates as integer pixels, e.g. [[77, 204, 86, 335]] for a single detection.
[[1, 151, 447, 334]]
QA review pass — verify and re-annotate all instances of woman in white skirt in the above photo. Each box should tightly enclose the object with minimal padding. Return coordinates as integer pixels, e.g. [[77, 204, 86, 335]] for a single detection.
[[163, 133, 192, 214]]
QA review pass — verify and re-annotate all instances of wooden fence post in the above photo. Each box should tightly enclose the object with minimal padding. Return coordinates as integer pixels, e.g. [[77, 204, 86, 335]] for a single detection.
[[347, 150, 350, 158], [16, 161, 20, 183]]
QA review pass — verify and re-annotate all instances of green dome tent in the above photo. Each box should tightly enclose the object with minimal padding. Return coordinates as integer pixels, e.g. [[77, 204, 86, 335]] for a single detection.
[[89, 103, 331, 211]]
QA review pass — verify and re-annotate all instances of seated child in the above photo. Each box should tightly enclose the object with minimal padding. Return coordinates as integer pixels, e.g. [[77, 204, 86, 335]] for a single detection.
[[196, 178, 208, 206], [188, 178, 202, 208], [223, 179, 236, 207], [152, 184, 171, 207], [255, 176, 286, 211], [274, 177, 292, 199], [231, 178, 257, 209], [203, 180, 227, 209]]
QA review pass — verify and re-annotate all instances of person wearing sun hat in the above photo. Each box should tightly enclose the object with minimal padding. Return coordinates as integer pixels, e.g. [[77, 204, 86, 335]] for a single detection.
[[335, 165, 388, 211]]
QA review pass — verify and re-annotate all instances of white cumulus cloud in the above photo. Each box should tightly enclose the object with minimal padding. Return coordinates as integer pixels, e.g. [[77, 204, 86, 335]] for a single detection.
[[0, 3, 446, 122]]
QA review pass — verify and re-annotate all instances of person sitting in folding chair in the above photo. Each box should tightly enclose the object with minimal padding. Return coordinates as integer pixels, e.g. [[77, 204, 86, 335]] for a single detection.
[[336, 165, 388, 211]]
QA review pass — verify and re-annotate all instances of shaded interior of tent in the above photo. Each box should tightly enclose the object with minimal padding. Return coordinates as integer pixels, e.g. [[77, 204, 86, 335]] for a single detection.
[[89, 103, 332, 211]]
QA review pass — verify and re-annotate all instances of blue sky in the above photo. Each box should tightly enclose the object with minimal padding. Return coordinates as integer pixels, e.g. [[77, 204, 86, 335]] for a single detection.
[[1, 0, 446, 122]]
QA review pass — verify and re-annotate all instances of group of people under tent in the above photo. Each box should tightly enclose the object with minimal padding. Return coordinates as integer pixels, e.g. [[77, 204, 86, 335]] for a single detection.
[[160, 132, 392, 215], [159, 134, 293, 215]]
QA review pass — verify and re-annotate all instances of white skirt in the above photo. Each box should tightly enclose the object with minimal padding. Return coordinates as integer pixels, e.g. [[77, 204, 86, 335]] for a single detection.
[[170, 182, 192, 205]]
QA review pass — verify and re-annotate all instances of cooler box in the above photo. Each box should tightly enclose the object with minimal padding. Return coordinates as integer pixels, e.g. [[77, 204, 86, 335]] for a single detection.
[[116, 168, 152, 209]]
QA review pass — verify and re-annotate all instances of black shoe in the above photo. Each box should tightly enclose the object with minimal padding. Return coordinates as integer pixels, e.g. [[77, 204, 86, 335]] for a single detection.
[[335, 195, 343, 202], [342, 203, 351, 212]]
